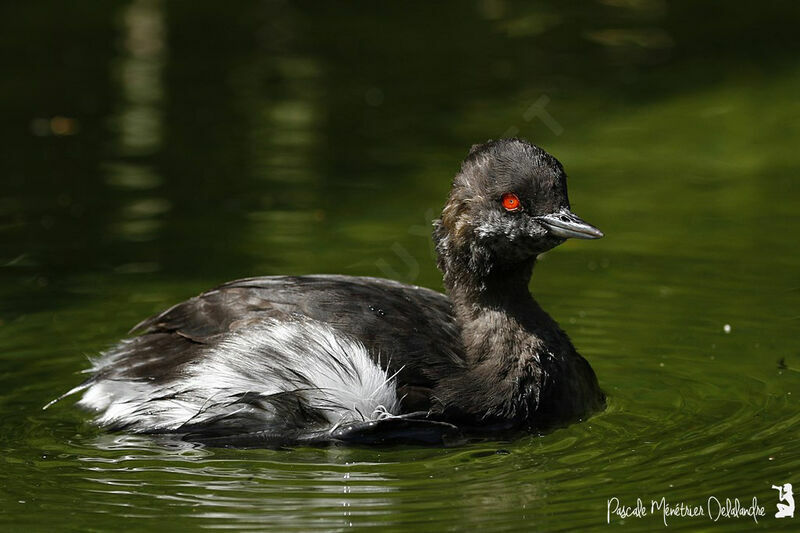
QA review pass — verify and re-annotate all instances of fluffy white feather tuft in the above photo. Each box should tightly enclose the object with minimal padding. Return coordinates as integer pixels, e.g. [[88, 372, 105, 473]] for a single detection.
[[78, 319, 400, 433]]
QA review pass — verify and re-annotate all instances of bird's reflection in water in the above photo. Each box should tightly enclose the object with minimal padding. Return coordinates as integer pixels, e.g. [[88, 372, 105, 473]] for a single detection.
[[77, 434, 402, 528]]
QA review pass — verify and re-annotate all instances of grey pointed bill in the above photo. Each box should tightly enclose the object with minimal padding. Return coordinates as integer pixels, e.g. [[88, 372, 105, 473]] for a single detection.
[[536, 209, 604, 239]]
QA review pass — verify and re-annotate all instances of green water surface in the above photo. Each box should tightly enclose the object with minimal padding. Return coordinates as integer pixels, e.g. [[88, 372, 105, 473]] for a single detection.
[[1, 1, 799, 531]]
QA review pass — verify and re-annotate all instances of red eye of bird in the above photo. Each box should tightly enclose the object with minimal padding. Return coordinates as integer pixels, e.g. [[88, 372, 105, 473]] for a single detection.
[[501, 193, 521, 211]]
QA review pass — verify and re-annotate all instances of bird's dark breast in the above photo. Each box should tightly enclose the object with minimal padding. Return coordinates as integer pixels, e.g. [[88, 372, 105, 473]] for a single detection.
[[111, 275, 466, 412]]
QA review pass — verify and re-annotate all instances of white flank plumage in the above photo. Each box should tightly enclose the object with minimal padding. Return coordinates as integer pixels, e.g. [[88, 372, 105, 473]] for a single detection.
[[77, 319, 400, 433]]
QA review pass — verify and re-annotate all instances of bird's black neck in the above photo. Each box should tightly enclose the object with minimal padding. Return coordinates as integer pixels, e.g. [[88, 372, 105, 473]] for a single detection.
[[434, 245, 596, 427], [442, 256, 545, 366], [446, 257, 535, 310]]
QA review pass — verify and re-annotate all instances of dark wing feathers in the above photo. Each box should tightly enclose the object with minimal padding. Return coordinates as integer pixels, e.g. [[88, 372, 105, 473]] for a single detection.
[[113, 275, 466, 411]]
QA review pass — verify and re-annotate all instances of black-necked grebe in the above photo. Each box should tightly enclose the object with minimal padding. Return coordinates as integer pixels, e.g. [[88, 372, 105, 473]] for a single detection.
[[53, 139, 605, 446]]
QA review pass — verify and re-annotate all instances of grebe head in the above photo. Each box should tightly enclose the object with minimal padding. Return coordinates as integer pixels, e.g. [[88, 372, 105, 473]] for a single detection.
[[434, 138, 602, 281]]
